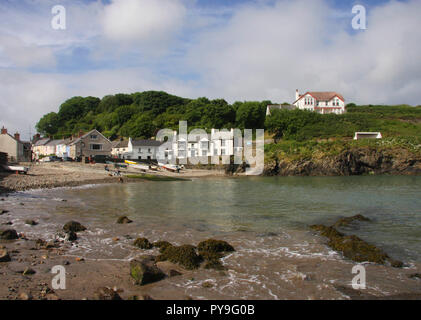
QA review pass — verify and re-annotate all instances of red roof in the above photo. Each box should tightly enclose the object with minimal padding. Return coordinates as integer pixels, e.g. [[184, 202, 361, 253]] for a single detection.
[[294, 91, 344, 104]]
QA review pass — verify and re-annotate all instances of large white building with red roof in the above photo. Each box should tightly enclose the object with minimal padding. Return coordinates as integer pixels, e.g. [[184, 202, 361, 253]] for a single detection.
[[292, 89, 345, 114]]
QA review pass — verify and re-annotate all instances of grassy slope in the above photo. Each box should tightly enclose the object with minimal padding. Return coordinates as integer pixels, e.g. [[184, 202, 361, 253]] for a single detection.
[[265, 105, 421, 163]]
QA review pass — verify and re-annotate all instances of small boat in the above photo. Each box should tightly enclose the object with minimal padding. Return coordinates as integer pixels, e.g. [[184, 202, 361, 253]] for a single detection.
[[158, 163, 179, 173], [2, 164, 28, 174], [125, 160, 149, 171]]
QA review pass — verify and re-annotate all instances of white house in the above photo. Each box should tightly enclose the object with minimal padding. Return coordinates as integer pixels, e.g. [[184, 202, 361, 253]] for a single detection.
[[112, 138, 164, 160], [167, 128, 239, 161], [292, 90, 345, 114]]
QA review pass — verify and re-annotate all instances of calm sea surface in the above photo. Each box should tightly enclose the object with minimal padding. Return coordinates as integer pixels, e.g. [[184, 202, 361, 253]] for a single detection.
[[4, 175, 421, 299]]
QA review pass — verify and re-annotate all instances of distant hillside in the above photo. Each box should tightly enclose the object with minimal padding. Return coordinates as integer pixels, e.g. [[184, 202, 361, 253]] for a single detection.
[[36, 91, 270, 139]]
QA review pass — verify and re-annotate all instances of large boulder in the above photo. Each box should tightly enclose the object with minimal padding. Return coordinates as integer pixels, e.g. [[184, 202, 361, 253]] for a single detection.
[[0, 249, 11, 262], [130, 258, 165, 285], [0, 229, 19, 240], [63, 221, 86, 233]]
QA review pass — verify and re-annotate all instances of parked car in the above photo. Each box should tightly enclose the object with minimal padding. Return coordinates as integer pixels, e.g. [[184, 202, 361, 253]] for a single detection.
[[39, 156, 52, 162], [50, 156, 62, 162], [62, 157, 74, 162]]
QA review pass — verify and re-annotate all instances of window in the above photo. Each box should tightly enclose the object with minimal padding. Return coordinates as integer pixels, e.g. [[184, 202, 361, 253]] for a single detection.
[[221, 149, 226, 155], [178, 141, 186, 150], [201, 150, 207, 156], [90, 144, 102, 150], [201, 141, 208, 150], [148, 148, 151, 153], [221, 140, 226, 147], [139, 148, 141, 152], [90, 134, 98, 140]]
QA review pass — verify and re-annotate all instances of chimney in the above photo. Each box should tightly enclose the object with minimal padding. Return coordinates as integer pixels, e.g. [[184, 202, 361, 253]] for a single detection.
[[295, 89, 300, 101], [14, 132, 20, 141], [1, 126, 7, 135]]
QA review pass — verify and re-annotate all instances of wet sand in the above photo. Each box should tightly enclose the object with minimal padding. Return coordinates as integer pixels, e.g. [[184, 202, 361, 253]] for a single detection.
[[0, 162, 225, 192]]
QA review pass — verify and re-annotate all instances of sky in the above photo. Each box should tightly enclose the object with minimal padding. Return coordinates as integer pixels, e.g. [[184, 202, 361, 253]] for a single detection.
[[0, 0, 420, 140]]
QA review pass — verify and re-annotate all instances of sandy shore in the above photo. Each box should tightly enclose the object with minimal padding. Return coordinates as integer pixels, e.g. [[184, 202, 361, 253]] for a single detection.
[[0, 162, 225, 193]]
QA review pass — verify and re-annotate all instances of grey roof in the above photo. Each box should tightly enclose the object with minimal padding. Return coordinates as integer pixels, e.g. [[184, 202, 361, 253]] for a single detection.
[[131, 139, 163, 147], [113, 140, 129, 148], [45, 139, 64, 147], [69, 129, 110, 145], [34, 138, 50, 146]]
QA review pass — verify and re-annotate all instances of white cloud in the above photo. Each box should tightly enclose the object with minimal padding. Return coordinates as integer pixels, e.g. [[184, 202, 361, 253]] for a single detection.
[[184, 0, 421, 105], [102, 0, 186, 52], [1, 0, 421, 139]]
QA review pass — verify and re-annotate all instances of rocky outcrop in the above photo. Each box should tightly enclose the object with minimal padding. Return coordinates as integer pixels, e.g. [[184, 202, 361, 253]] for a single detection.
[[310, 215, 403, 267], [264, 148, 421, 176]]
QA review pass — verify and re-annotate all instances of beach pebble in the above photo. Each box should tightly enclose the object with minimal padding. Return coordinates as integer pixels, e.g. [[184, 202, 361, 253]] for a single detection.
[[0, 249, 11, 262]]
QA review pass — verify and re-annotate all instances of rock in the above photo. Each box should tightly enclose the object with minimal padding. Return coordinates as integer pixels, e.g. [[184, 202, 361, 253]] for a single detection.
[[25, 220, 38, 226], [203, 259, 225, 271], [409, 273, 421, 279], [0, 209, 9, 215], [75, 257, 84, 262], [197, 239, 234, 270], [0, 249, 11, 262], [157, 245, 203, 270], [333, 214, 371, 228], [0, 229, 19, 240], [112, 237, 119, 241], [153, 240, 172, 252], [389, 259, 404, 268], [133, 237, 153, 249], [2, 222, 12, 225], [116, 216, 132, 224], [22, 267, 36, 275], [310, 224, 402, 267], [45, 293, 60, 300], [18, 292, 32, 300], [202, 281, 214, 288], [197, 239, 235, 255], [94, 287, 122, 300], [63, 221, 86, 233], [65, 231, 77, 242], [168, 269, 182, 277], [130, 258, 165, 285]]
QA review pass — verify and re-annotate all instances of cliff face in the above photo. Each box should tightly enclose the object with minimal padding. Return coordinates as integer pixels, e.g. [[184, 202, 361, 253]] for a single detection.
[[263, 148, 421, 176]]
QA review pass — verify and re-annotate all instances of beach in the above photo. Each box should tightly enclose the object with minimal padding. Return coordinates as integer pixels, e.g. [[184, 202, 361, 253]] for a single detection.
[[0, 162, 226, 192], [1, 172, 421, 300]]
